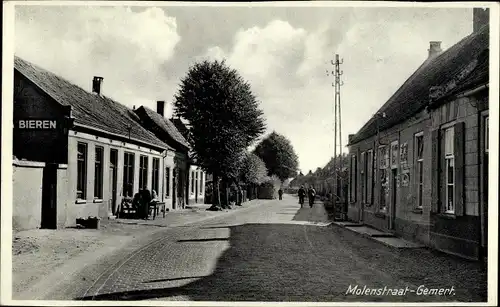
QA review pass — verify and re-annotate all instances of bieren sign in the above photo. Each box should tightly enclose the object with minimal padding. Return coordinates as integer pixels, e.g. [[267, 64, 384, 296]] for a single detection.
[[17, 120, 57, 129]]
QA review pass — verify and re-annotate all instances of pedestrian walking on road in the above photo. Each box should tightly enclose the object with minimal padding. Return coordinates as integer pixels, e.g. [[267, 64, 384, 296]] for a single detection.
[[308, 186, 316, 208], [278, 188, 283, 200], [298, 186, 306, 207]]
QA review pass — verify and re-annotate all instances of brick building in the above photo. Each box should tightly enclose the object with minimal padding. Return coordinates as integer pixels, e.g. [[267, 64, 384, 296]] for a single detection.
[[346, 8, 489, 260]]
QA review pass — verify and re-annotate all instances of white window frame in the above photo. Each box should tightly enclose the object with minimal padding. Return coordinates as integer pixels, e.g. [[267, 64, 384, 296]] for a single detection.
[[94, 145, 104, 200], [76, 142, 88, 201], [443, 126, 455, 214], [414, 132, 424, 209]]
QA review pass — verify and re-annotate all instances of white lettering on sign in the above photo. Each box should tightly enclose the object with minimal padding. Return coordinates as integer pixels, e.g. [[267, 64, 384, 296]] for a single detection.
[[18, 120, 57, 129]]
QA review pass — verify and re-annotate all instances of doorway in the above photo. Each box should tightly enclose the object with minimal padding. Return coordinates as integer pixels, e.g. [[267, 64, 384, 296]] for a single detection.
[[109, 149, 118, 215], [389, 169, 398, 230], [195, 172, 199, 203], [41, 163, 57, 229], [172, 169, 177, 210]]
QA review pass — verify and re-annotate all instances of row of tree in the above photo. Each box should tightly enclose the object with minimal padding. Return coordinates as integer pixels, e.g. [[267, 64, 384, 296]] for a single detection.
[[173, 59, 299, 210]]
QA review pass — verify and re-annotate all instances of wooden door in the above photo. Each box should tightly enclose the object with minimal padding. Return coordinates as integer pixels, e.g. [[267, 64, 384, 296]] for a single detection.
[[41, 163, 57, 229]]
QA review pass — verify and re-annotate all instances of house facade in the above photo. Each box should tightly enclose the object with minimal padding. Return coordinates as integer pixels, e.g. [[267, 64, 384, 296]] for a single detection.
[[171, 117, 207, 205], [134, 103, 206, 208], [346, 8, 489, 260], [13, 56, 172, 230]]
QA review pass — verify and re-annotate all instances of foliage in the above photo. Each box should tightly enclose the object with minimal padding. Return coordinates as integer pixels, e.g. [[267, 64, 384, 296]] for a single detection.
[[239, 152, 268, 185], [253, 131, 299, 182], [173, 59, 266, 208]]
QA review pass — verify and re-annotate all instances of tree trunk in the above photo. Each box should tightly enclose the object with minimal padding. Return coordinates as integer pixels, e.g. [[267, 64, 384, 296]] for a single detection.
[[236, 183, 242, 206], [209, 173, 222, 210], [221, 178, 230, 209]]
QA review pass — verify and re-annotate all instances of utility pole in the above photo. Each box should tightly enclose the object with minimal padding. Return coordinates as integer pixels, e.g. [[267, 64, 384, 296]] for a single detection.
[[328, 54, 344, 218]]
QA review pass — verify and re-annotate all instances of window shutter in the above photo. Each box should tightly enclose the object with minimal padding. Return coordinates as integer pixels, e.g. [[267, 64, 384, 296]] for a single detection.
[[360, 152, 365, 202], [454, 122, 466, 216], [349, 155, 352, 202], [431, 130, 440, 213]]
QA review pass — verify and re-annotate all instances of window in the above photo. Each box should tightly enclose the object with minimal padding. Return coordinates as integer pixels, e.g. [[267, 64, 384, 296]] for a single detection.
[[165, 167, 171, 197], [94, 146, 104, 199], [77, 143, 88, 199], [483, 116, 489, 204], [366, 150, 373, 204], [191, 171, 195, 194], [123, 152, 135, 197], [415, 133, 424, 209], [195, 171, 199, 194], [444, 126, 455, 213], [199, 172, 204, 195], [485, 116, 489, 153], [378, 146, 388, 211], [390, 141, 399, 169], [139, 155, 148, 189], [152, 158, 160, 195], [349, 154, 357, 202], [360, 152, 366, 203]]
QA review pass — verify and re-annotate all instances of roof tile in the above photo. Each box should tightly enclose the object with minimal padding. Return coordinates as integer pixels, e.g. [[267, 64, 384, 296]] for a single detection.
[[350, 26, 489, 145], [14, 56, 170, 150]]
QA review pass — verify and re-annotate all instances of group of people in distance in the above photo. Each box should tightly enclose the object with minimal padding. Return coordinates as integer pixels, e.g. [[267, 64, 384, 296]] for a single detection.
[[297, 185, 316, 208]]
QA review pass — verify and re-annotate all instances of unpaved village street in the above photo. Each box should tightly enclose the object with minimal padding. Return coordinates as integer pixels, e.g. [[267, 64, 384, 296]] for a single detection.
[[15, 196, 486, 302]]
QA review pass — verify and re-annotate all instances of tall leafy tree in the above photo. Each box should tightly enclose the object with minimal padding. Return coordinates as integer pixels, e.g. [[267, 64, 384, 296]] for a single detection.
[[174, 60, 266, 209], [240, 152, 268, 185], [253, 131, 299, 182]]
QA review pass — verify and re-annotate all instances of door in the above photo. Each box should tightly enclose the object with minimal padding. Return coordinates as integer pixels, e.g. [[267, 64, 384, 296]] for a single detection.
[[172, 169, 177, 209], [109, 149, 118, 215], [195, 172, 199, 203], [41, 163, 57, 229], [390, 169, 398, 230]]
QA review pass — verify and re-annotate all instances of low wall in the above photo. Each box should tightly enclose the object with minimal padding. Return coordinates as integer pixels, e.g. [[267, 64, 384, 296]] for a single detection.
[[13, 160, 45, 231]]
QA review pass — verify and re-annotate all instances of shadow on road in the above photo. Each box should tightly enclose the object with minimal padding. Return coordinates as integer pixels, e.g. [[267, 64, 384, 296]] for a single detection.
[[79, 222, 487, 302], [291, 200, 333, 224], [177, 238, 229, 243]]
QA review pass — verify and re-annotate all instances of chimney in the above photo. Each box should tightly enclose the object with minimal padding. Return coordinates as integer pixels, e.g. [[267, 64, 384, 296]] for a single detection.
[[348, 134, 355, 144], [473, 8, 489, 33], [157, 101, 165, 117], [428, 41, 442, 59], [92, 76, 104, 95]]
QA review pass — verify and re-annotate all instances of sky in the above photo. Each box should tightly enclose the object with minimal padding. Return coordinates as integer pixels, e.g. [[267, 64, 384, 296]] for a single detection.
[[14, 4, 473, 174]]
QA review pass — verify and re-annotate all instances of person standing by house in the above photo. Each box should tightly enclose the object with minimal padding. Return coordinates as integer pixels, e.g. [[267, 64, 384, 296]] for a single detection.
[[308, 186, 316, 208], [298, 185, 306, 207], [278, 188, 283, 200], [139, 186, 152, 219]]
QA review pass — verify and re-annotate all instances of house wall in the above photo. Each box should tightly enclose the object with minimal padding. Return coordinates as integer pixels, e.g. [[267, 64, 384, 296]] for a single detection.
[[65, 130, 166, 226], [428, 94, 486, 259], [56, 165, 69, 228], [348, 109, 432, 245], [13, 72, 69, 164], [12, 160, 45, 231]]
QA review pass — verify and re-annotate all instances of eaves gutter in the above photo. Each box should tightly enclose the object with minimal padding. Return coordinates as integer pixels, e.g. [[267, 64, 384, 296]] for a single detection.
[[427, 83, 489, 111], [73, 123, 171, 152], [457, 83, 489, 98]]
